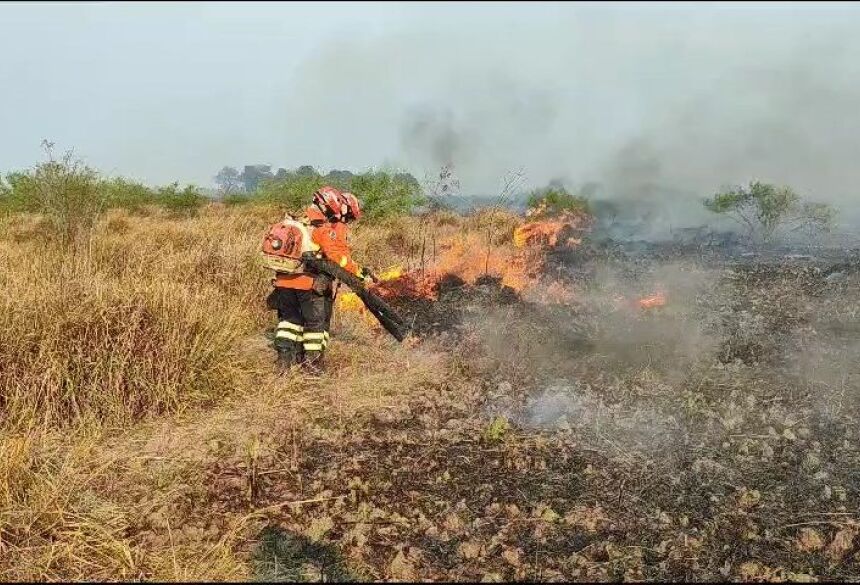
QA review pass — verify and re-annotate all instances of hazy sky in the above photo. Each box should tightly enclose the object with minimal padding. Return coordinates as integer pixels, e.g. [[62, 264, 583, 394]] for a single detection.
[[2, 1, 860, 213]]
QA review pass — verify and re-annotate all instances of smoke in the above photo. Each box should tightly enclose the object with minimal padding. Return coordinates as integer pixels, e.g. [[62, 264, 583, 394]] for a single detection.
[[523, 381, 686, 458], [596, 32, 860, 233], [4, 2, 860, 228], [580, 261, 722, 382], [278, 4, 860, 231], [399, 80, 559, 181], [471, 258, 723, 393], [786, 273, 860, 420], [400, 107, 469, 170]]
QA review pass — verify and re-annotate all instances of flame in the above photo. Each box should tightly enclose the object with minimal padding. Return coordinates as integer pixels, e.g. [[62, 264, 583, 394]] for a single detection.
[[377, 266, 403, 281], [513, 208, 592, 249], [338, 211, 594, 327], [638, 292, 667, 309], [336, 290, 366, 313], [611, 290, 668, 311], [336, 264, 405, 320], [514, 221, 581, 248]]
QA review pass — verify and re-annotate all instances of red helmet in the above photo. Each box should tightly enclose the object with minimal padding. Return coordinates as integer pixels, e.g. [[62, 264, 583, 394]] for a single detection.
[[339, 191, 362, 221], [312, 185, 345, 220]]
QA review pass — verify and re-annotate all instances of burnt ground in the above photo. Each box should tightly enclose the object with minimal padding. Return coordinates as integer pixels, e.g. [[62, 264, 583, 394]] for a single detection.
[[216, 237, 860, 582]]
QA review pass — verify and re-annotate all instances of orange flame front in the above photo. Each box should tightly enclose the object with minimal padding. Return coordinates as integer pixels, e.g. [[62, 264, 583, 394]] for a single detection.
[[513, 208, 592, 249], [338, 210, 594, 326], [638, 292, 668, 309]]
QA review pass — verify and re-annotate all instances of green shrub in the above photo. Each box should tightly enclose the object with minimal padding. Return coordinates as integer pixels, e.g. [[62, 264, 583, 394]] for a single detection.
[[100, 177, 157, 211], [222, 192, 254, 207], [154, 182, 207, 215], [482, 416, 510, 444], [350, 170, 425, 220], [255, 175, 330, 211], [249, 168, 424, 220], [4, 152, 423, 223], [526, 186, 590, 217], [2, 142, 105, 247], [704, 181, 834, 242]]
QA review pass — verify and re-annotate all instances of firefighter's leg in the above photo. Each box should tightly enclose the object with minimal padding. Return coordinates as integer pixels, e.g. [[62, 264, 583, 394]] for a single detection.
[[298, 278, 332, 370], [270, 288, 304, 370]]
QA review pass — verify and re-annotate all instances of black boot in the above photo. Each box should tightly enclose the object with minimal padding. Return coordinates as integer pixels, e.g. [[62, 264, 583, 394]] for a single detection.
[[274, 342, 301, 374], [301, 351, 325, 376]]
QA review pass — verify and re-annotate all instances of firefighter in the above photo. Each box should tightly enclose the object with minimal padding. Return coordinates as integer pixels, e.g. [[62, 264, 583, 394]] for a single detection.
[[264, 186, 373, 373]]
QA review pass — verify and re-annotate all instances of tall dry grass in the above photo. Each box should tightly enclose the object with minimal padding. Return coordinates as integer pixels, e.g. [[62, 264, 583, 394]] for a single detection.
[[0, 205, 279, 578], [0, 206, 271, 429]]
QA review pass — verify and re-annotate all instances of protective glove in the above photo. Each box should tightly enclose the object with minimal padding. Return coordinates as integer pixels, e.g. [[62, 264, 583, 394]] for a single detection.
[[357, 267, 378, 285]]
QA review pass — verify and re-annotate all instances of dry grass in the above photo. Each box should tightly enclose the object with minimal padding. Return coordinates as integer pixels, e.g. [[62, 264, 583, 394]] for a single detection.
[[0, 203, 491, 580], [0, 209, 260, 429]]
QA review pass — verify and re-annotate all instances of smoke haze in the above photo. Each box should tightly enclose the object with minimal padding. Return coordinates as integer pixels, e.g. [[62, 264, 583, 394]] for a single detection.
[[2, 2, 860, 224]]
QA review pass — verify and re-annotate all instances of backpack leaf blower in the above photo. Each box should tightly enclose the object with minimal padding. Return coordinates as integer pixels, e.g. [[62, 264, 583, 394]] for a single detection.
[[303, 254, 410, 342]]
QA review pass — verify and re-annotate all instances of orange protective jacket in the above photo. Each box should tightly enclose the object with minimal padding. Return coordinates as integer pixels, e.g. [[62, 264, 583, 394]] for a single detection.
[[273, 207, 361, 290]]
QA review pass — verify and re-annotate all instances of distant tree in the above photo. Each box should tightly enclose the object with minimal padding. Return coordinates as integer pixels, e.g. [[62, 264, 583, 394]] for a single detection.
[[214, 166, 242, 196], [703, 181, 834, 242], [349, 170, 425, 219], [295, 165, 319, 178], [274, 168, 289, 180], [155, 182, 207, 215], [326, 169, 355, 182], [240, 165, 273, 192]]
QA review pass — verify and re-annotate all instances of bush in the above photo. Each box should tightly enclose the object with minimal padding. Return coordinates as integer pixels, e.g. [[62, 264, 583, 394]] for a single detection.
[[526, 186, 590, 217], [3, 143, 211, 222], [350, 170, 425, 220], [100, 177, 157, 211], [3, 142, 106, 247], [255, 174, 329, 211], [154, 182, 207, 215], [704, 181, 834, 242], [222, 192, 253, 207], [248, 168, 424, 220]]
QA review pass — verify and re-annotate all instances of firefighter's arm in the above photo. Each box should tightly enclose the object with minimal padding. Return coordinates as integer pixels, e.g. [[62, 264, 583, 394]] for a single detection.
[[313, 224, 371, 280]]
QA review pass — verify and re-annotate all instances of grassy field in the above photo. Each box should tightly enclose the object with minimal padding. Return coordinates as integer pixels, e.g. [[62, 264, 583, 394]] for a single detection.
[[1, 202, 859, 581], [0, 202, 521, 580]]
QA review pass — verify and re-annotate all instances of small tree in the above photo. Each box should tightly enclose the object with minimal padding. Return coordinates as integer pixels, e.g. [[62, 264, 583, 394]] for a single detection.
[[422, 164, 461, 201], [214, 166, 242, 197], [240, 165, 273, 192], [19, 140, 106, 248], [704, 181, 834, 243]]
